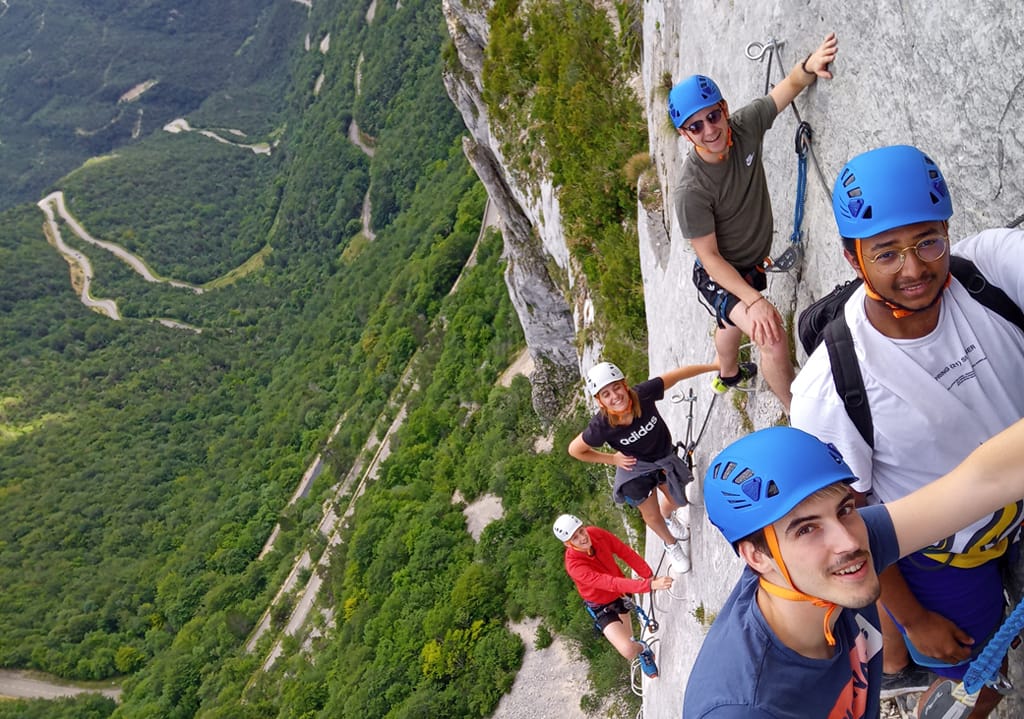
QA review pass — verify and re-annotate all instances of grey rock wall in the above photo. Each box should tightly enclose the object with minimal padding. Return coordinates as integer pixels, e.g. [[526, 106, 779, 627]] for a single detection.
[[443, 0, 1024, 715], [642, 3, 1024, 718]]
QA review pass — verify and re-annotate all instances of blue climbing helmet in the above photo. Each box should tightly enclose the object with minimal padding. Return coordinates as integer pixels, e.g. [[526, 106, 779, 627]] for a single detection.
[[668, 75, 723, 129], [704, 427, 857, 545], [832, 145, 953, 239]]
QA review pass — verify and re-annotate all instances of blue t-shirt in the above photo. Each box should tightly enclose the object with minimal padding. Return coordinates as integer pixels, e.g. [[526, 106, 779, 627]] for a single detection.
[[683, 506, 898, 718]]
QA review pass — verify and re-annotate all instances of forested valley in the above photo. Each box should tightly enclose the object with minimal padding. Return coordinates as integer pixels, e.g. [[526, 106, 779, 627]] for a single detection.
[[0, 0, 647, 717]]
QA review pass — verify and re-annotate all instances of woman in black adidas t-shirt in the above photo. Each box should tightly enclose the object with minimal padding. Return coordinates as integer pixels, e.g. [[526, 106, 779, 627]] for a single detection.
[[568, 360, 717, 570]]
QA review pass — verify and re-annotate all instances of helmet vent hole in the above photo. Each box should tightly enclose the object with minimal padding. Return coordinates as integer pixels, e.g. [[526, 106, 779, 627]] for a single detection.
[[842, 172, 856, 188], [846, 187, 862, 198], [720, 461, 737, 481], [731, 467, 754, 486], [928, 192, 941, 205], [765, 480, 779, 498], [862, 206, 873, 220]]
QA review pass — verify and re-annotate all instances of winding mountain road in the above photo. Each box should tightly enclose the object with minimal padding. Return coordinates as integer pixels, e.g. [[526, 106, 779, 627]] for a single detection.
[[0, 669, 120, 702]]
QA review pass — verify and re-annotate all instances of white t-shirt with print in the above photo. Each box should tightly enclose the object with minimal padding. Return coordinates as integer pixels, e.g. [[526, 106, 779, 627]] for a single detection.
[[791, 228, 1024, 556]]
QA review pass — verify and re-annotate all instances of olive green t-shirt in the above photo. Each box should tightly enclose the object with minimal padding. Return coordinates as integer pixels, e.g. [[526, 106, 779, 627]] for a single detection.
[[673, 95, 778, 269]]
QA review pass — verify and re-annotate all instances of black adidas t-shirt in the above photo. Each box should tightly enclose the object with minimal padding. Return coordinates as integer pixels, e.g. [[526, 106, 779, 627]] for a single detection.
[[581, 378, 672, 462]]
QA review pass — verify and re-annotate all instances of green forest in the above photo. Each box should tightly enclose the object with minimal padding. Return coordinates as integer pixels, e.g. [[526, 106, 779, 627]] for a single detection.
[[0, 0, 649, 717]]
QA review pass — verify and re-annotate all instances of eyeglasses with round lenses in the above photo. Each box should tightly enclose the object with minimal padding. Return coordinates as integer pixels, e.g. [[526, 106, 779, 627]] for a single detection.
[[683, 107, 724, 134], [866, 236, 948, 274]]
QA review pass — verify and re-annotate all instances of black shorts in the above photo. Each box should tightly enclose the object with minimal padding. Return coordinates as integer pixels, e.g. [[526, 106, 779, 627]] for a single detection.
[[586, 597, 632, 630], [620, 470, 666, 507], [692, 261, 767, 329]]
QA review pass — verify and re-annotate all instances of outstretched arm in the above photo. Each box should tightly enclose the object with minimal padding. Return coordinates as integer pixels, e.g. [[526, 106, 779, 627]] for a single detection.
[[889, 418, 1024, 557], [658, 361, 719, 390], [769, 32, 838, 113]]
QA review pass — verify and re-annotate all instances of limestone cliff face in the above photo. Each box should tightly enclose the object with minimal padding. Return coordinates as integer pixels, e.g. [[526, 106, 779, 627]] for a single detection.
[[639, 4, 1024, 718], [445, 0, 1024, 715], [441, 0, 579, 419]]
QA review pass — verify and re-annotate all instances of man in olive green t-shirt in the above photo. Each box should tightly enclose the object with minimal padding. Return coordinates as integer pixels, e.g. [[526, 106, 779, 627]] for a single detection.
[[667, 32, 838, 413]]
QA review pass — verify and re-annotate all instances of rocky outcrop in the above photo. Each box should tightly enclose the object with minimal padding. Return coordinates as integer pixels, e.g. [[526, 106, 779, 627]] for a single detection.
[[442, 0, 578, 419]]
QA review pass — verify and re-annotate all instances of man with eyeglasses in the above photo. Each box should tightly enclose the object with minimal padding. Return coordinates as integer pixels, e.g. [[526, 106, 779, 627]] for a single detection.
[[668, 32, 838, 413], [791, 144, 1024, 716]]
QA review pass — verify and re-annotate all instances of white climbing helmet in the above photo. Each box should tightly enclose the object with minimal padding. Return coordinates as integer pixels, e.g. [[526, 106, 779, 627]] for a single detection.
[[553, 514, 584, 542], [585, 362, 625, 396]]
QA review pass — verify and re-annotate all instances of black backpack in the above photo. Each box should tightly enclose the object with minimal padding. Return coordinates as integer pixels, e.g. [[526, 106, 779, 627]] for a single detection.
[[797, 256, 1024, 448]]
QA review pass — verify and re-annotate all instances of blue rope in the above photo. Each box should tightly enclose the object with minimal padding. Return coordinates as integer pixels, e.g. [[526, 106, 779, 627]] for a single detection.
[[790, 122, 811, 247], [962, 596, 1024, 694]]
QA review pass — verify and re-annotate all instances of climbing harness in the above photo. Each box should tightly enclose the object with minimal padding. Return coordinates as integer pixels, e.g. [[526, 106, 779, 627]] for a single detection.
[[670, 387, 717, 474], [585, 594, 659, 637]]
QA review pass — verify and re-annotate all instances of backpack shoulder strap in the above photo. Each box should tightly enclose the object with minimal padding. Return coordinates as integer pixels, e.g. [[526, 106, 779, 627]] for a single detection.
[[950, 256, 1024, 334], [819, 256, 1024, 453], [823, 315, 874, 449]]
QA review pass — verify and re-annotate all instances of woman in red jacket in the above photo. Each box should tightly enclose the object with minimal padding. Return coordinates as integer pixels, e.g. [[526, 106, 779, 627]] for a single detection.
[[554, 514, 673, 677]]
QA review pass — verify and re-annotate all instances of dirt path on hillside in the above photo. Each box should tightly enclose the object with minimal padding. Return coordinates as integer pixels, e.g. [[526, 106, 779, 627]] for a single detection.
[[360, 189, 375, 240], [39, 191, 204, 293], [347, 120, 375, 157], [0, 669, 120, 702], [38, 194, 121, 319], [164, 118, 271, 155]]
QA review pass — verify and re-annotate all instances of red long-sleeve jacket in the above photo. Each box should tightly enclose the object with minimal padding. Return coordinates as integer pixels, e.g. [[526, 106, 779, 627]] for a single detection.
[[564, 526, 654, 604]]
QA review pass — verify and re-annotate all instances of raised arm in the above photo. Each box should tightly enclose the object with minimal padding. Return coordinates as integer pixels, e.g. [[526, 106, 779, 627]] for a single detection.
[[658, 361, 719, 390], [769, 32, 838, 114], [888, 418, 1024, 557]]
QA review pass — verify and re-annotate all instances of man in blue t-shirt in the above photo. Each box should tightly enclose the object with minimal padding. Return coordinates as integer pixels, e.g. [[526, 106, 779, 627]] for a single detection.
[[684, 422, 1024, 718]]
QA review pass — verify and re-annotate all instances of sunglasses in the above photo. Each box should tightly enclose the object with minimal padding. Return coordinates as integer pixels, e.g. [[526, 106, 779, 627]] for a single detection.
[[683, 107, 724, 134]]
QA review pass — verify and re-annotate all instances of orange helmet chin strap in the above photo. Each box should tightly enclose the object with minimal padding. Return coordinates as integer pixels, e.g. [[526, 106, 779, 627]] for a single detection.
[[758, 523, 839, 647], [605, 406, 632, 422], [854, 239, 951, 320]]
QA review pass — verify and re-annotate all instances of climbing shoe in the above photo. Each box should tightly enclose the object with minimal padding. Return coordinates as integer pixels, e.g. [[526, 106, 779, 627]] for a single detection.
[[711, 361, 758, 394], [666, 513, 690, 542], [880, 661, 934, 699], [664, 539, 690, 574], [635, 641, 659, 678]]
